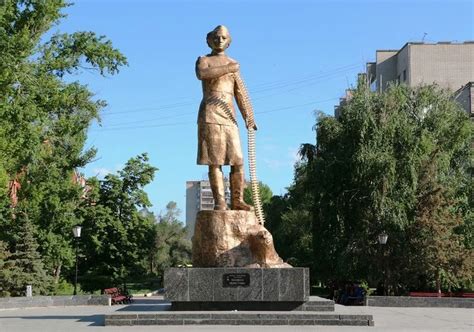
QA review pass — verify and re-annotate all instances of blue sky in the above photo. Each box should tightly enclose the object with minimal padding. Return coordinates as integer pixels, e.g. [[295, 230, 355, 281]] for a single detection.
[[56, 0, 473, 218]]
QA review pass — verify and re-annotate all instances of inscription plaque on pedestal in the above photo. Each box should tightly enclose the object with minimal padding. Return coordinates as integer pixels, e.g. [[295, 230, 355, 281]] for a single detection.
[[223, 273, 250, 287]]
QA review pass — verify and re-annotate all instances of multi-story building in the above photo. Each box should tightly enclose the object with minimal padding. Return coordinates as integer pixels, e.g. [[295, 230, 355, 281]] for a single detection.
[[335, 42, 474, 116], [367, 41, 474, 115], [185, 179, 231, 239]]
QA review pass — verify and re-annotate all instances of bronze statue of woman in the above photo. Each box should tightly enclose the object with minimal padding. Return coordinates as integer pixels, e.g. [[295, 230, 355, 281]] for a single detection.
[[195, 25, 257, 211]]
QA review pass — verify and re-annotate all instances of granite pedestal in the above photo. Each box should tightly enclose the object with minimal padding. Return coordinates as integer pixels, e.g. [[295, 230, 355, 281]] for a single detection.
[[104, 268, 377, 326], [164, 267, 309, 311]]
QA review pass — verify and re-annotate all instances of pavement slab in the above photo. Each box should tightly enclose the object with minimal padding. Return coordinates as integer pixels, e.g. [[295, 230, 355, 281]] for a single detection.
[[0, 297, 472, 331]]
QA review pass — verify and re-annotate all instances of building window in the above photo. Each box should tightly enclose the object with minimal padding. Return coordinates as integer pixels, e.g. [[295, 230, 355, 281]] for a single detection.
[[403, 69, 407, 82]]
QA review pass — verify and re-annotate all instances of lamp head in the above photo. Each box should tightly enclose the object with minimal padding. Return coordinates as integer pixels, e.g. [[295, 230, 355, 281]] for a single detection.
[[378, 232, 388, 245], [73, 225, 82, 238]]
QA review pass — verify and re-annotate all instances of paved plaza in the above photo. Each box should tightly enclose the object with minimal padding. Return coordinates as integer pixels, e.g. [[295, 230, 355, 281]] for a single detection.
[[0, 297, 472, 331]]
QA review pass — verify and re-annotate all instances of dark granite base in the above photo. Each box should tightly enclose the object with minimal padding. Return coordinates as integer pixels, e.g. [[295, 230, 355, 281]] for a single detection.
[[171, 301, 303, 311], [170, 297, 335, 311], [164, 267, 309, 302], [104, 312, 374, 326]]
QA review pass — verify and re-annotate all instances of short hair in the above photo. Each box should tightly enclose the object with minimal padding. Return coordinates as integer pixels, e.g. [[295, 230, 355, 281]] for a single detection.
[[206, 25, 232, 50]]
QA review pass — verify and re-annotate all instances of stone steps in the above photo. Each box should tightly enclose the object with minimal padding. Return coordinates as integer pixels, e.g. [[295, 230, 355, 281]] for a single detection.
[[301, 305, 335, 312], [104, 312, 374, 326], [301, 297, 335, 311]]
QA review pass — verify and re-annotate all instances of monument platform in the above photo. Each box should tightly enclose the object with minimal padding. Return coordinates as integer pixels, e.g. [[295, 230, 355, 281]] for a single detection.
[[104, 311, 374, 326], [165, 267, 309, 310]]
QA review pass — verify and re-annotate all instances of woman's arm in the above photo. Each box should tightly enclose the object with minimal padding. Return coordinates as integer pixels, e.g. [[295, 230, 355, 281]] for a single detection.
[[195, 57, 239, 80]]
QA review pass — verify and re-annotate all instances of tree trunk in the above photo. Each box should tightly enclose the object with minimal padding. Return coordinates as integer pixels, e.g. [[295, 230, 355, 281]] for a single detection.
[[149, 253, 154, 274], [53, 263, 62, 284], [436, 270, 441, 297]]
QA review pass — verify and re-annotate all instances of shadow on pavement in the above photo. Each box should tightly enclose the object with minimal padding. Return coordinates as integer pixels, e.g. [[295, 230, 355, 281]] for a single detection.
[[117, 298, 171, 312], [0, 314, 104, 326], [128, 298, 169, 305]]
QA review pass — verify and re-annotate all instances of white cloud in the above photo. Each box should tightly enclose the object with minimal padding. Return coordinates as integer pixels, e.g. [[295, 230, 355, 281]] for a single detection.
[[92, 167, 114, 178], [88, 163, 123, 179]]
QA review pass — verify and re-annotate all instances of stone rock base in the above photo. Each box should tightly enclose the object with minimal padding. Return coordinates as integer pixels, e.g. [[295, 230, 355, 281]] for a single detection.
[[192, 210, 290, 268]]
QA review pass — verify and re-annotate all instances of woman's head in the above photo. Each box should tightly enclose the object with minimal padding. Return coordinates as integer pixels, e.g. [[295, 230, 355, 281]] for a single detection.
[[206, 25, 232, 52]]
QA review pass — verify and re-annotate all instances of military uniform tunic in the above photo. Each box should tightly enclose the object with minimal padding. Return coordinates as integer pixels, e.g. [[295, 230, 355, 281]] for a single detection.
[[196, 54, 251, 166]]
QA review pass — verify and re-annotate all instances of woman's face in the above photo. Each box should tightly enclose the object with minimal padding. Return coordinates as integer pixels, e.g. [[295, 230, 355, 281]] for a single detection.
[[211, 31, 230, 52]]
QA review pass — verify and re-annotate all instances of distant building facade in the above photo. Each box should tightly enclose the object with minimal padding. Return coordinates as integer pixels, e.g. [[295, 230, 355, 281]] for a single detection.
[[366, 42, 474, 93], [454, 82, 473, 117], [335, 42, 474, 116], [185, 179, 231, 239], [334, 89, 353, 119]]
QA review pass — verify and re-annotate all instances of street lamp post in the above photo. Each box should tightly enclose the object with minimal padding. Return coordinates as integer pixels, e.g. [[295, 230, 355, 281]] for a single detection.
[[378, 232, 388, 295], [72, 225, 82, 296]]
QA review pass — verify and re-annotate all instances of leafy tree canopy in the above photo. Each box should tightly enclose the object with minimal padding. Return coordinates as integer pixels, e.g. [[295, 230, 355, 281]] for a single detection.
[[244, 181, 273, 206], [0, 0, 127, 292], [79, 154, 157, 292], [313, 83, 472, 292], [269, 81, 472, 293]]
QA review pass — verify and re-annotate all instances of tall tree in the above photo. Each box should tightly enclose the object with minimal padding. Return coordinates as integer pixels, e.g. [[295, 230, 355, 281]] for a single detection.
[[264, 161, 314, 269], [0, 0, 127, 286], [2, 214, 52, 296], [0, 240, 13, 296], [159, 201, 181, 223], [289, 82, 472, 293], [150, 201, 191, 276], [407, 152, 472, 292], [79, 154, 157, 292], [149, 201, 191, 277], [152, 219, 191, 274]]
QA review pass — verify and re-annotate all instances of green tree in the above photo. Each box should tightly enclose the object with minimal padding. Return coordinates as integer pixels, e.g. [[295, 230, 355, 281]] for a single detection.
[[407, 152, 472, 292], [3, 214, 52, 296], [79, 154, 157, 292], [149, 201, 191, 276], [244, 181, 273, 206], [264, 160, 314, 269], [0, 164, 10, 226], [159, 201, 181, 223], [0, 0, 127, 288], [291, 82, 472, 293], [0, 240, 13, 296]]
